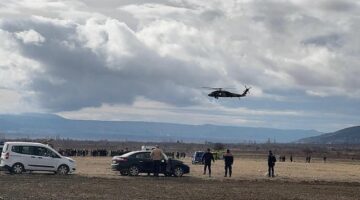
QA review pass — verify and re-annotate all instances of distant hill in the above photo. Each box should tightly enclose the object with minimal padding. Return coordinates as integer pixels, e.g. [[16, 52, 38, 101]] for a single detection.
[[0, 113, 323, 143], [298, 126, 360, 144]]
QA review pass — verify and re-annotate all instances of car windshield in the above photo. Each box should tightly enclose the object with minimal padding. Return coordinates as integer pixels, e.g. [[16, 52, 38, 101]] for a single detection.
[[162, 153, 168, 160], [196, 152, 204, 157], [46, 146, 62, 158]]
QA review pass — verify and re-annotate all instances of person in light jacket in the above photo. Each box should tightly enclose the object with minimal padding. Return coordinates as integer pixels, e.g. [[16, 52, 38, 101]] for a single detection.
[[150, 145, 164, 177]]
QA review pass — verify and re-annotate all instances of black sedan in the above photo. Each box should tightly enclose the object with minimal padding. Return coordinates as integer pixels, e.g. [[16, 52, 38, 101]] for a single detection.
[[111, 151, 190, 177]]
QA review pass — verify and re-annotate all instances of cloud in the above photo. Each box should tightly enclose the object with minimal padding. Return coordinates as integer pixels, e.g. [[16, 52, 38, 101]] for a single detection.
[[58, 97, 306, 127], [0, 0, 359, 131], [1, 16, 223, 111], [15, 29, 45, 45]]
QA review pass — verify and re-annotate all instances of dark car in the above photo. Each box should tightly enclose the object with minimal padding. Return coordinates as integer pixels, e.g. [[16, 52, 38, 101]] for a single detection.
[[192, 151, 205, 164], [111, 151, 190, 177]]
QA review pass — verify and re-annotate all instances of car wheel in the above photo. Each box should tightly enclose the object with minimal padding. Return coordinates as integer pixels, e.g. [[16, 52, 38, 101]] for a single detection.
[[173, 166, 184, 177], [12, 163, 24, 174], [57, 165, 69, 175], [164, 172, 172, 177], [128, 166, 139, 176], [120, 170, 129, 176]]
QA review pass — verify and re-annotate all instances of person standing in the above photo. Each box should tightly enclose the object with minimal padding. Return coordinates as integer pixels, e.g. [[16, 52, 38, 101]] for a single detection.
[[268, 150, 276, 177], [202, 148, 215, 177], [150, 145, 164, 177], [223, 149, 234, 177]]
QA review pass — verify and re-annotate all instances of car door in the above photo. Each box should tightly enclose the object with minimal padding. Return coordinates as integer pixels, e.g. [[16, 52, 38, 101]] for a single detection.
[[133, 152, 153, 173], [30, 146, 57, 171], [160, 153, 169, 173], [143, 152, 154, 172]]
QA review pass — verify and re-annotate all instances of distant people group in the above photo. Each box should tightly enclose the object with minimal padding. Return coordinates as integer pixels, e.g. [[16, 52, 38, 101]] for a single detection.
[[58, 148, 130, 157], [176, 152, 186, 159], [58, 145, 327, 179], [58, 149, 88, 157], [278, 155, 286, 162]]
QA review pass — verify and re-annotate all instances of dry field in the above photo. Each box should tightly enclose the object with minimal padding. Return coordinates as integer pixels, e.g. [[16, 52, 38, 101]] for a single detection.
[[76, 156, 360, 183], [1, 156, 360, 200]]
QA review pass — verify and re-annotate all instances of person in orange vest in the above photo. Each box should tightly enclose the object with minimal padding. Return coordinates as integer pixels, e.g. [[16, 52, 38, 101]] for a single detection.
[[223, 149, 234, 177]]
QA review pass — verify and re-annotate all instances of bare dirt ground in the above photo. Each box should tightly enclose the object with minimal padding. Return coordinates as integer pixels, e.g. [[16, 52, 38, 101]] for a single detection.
[[1, 156, 360, 199], [75, 156, 360, 183], [1, 173, 360, 200]]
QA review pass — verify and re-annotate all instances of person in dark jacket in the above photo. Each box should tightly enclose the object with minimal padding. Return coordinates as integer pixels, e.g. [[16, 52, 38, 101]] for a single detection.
[[223, 149, 234, 177], [202, 148, 215, 177], [268, 150, 276, 177]]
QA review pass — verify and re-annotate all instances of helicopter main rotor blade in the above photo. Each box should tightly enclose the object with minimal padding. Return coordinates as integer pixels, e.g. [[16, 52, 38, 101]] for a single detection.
[[202, 87, 235, 90], [202, 87, 223, 90]]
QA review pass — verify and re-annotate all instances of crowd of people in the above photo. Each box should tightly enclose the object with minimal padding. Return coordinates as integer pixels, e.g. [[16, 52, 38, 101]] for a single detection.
[[58, 145, 322, 178], [58, 148, 131, 157], [58, 148, 189, 159], [175, 152, 186, 159], [278, 155, 286, 162]]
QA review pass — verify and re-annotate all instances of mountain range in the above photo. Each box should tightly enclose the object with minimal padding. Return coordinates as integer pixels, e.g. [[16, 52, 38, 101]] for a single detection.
[[0, 113, 323, 143], [298, 126, 360, 144]]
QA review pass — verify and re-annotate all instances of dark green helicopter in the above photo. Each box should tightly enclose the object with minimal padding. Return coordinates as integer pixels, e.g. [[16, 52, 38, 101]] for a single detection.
[[204, 86, 251, 99]]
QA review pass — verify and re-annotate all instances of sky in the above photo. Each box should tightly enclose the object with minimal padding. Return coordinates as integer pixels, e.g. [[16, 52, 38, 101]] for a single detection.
[[0, 0, 359, 132]]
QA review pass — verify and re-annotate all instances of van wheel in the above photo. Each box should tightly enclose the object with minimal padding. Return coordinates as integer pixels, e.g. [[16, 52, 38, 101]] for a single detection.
[[12, 163, 24, 174], [128, 166, 139, 176], [173, 166, 184, 177], [57, 165, 69, 175]]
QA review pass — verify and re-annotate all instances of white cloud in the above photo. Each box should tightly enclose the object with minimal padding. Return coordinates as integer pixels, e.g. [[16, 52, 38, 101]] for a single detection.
[[58, 97, 303, 127], [15, 29, 45, 45]]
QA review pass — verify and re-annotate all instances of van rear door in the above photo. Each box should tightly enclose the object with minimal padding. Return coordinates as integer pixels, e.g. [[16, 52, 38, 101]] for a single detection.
[[11, 145, 36, 170]]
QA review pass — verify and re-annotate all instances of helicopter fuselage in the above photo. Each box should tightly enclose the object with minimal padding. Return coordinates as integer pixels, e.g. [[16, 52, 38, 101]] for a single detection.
[[208, 88, 250, 99]]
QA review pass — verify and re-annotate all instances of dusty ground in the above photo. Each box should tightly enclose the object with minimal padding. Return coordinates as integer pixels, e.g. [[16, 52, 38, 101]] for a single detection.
[[75, 156, 360, 182], [1, 157, 360, 199]]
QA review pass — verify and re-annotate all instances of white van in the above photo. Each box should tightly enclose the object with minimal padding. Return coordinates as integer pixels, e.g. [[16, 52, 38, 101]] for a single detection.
[[0, 142, 3, 154], [0, 142, 76, 175]]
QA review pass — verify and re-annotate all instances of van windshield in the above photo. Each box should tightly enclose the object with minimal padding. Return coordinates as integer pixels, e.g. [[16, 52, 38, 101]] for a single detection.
[[2, 144, 8, 153]]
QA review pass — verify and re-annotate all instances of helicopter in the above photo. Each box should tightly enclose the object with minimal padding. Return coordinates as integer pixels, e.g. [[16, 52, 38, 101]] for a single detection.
[[203, 86, 251, 99]]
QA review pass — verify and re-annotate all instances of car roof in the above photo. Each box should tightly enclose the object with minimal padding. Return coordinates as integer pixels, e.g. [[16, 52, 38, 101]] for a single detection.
[[125, 150, 150, 155], [4, 142, 48, 147], [114, 150, 152, 158]]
